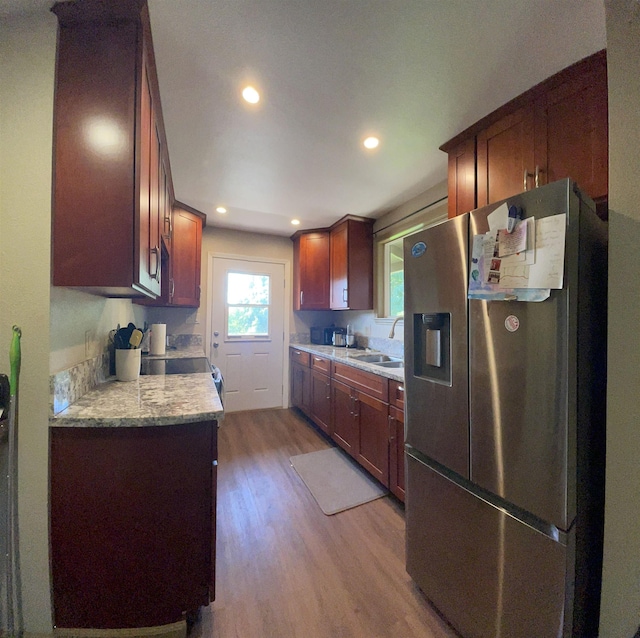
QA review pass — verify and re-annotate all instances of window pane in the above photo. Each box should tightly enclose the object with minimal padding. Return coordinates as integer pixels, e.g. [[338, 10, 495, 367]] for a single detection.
[[390, 269, 404, 317], [227, 272, 270, 304], [228, 306, 269, 336], [385, 236, 406, 317]]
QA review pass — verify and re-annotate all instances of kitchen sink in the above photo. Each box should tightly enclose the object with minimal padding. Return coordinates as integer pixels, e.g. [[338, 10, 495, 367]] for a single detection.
[[372, 360, 404, 368], [353, 354, 402, 363]]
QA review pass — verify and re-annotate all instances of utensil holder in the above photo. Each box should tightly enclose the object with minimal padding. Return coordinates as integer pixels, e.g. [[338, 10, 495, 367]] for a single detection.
[[115, 348, 141, 382]]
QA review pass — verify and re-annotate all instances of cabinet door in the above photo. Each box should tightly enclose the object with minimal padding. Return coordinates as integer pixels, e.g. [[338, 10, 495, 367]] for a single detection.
[[331, 379, 358, 457], [330, 221, 349, 309], [291, 361, 304, 409], [293, 231, 330, 310], [329, 219, 373, 310], [291, 361, 311, 415], [356, 391, 390, 487], [388, 405, 405, 502], [477, 104, 535, 207], [447, 137, 477, 218], [50, 423, 214, 628], [170, 206, 203, 307], [310, 369, 331, 435], [137, 53, 161, 298], [534, 52, 608, 207]]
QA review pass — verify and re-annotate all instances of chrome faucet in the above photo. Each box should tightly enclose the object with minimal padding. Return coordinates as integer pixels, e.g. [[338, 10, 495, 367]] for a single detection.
[[388, 314, 404, 339]]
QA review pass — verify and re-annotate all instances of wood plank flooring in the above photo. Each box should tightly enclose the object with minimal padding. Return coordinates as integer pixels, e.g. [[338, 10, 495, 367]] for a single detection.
[[191, 408, 458, 638]]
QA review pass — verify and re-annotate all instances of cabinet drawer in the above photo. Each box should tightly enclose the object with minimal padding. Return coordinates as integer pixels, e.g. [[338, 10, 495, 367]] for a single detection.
[[389, 380, 405, 410], [290, 348, 310, 367], [332, 361, 389, 402], [310, 354, 331, 374]]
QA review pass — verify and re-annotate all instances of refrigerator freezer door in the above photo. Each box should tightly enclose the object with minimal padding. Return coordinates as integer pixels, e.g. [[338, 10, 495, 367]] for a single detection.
[[468, 181, 578, 530], [403, 215, 470, 478], [406, 454, 568, 638]]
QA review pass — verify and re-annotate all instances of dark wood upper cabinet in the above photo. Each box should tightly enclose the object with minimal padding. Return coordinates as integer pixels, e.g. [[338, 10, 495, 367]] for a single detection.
[[329, 216, 374, 311], [170, 203, 205, 307], [292, 230, 330, 310], [477, 104, 536, 207], [135, 202, 205, 308], [51, 0, 169, 297], [442, 50, 608, 219], [447, 137, 477, 218]]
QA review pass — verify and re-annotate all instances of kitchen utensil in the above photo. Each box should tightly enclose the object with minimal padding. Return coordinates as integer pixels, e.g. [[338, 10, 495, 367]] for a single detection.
[[129, 329, 143, 349]]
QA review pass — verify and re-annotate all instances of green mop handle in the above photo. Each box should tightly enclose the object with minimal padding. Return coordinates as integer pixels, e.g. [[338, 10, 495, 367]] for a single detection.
[[9, 325, 21, 395]]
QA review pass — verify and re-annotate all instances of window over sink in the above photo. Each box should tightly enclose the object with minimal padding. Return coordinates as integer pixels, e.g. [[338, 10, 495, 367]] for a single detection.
[[375, 196, 447, 319]]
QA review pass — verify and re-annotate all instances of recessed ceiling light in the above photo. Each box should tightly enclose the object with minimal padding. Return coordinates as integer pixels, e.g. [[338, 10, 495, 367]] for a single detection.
[[216, 206, 227, 214], [291, 219, 300, 226], [363, 136, 380, 149], [242, 86, 260, 104]]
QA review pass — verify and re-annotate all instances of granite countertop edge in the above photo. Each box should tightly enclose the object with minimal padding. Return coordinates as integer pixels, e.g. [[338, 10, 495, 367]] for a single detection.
[[51, 348, 223, 428], [289, 344, 404, 382]]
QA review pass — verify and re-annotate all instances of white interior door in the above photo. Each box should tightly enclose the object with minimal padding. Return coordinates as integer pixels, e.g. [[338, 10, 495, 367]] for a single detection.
[[210, 257, 286, 413]]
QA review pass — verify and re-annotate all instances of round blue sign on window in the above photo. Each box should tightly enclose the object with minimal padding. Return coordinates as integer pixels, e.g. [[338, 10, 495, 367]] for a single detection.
[[411, 241, 427, 258]]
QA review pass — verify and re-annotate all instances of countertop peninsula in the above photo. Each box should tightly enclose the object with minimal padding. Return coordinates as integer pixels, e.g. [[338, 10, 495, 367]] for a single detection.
[[51, 347, 223, 428]]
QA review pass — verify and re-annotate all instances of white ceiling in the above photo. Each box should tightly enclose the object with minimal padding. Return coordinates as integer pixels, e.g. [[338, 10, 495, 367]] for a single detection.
[[2, 0, 606, 236]]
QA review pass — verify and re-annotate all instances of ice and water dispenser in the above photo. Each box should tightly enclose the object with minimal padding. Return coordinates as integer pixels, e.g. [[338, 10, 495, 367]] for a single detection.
[[413, 313, 451, 385]]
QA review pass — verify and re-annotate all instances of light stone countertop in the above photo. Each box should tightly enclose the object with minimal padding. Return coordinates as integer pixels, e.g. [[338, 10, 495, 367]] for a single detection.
[[289, 344, 404, 382], [51, 348, 223, 428]]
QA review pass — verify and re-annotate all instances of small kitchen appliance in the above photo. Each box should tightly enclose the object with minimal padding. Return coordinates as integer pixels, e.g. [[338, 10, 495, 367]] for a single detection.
[[331, 328, 347, 347]]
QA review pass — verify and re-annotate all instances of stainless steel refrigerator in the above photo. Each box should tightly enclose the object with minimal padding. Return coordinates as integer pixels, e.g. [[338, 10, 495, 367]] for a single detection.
[[403, 179, 607, 638]]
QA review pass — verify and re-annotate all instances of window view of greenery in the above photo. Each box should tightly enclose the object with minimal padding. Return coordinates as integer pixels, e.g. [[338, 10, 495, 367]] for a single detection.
[[386, 236, 405, 317], [227, 272, 270, 336]]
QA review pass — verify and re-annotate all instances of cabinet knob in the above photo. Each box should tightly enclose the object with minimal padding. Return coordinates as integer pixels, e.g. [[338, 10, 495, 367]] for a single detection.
[[523, 169, 535, 191]]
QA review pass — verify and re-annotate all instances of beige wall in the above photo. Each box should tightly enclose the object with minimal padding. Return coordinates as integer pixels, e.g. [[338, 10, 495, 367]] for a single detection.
[[600, 2, 640, 636], [0, 11, 56, 633], [146, 226, 297, 345], [50, 287, 145, 373]]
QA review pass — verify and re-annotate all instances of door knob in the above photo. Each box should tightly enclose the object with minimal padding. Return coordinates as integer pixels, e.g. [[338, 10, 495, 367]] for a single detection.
[[213, 331, 219, 337], [213, 342, 219, 348]]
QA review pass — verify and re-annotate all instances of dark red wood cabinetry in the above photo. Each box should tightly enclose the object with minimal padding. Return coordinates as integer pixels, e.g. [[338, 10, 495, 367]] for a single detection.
[[442, 50, 608, 219], [138, 202, 206, 307], [292, 216, 374, 311], [388, 380, 405, 502], [50, 421, 218, 629], [51, 1, 170, 297], [310, 355, 332, 435], [292, 231, 330, 310], [289, 348, 405, 501], [290, 349, 312, 414], [330, 216, 374, 310]]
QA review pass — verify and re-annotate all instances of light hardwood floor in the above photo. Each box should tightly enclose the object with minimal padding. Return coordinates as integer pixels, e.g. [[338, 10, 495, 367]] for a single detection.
[[191, 408, 458, 638]]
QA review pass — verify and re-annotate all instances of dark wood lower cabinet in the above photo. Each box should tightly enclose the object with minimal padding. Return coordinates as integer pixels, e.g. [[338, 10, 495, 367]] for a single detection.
[[389, 405, 405, 501], [291, 361, 311, 415], [290, 347, 405, 502], [50, 421, 217, 629], [357, 392, 390, 487], [331, 379, 358, 456], [310, 368, 331, 434]]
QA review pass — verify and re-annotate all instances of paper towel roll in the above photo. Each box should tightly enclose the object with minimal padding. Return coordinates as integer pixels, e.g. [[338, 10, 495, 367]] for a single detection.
[[150, 323, 166, 355]]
